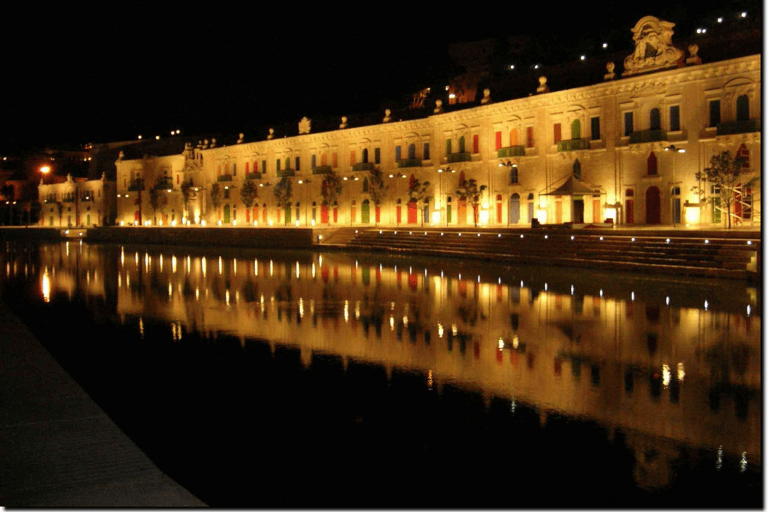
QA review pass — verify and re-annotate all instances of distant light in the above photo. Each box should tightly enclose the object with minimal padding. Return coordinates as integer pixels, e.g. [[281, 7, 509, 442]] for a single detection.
[[741, 11, 747, 17], [509, 64, 515, 70], [580, 55, 586, 60], [717, 17, 723, 22], [155, 135, 160, 140], [602, 42, 608, 48], [138, 135, 142, 140], [533, 64, 539, 69]]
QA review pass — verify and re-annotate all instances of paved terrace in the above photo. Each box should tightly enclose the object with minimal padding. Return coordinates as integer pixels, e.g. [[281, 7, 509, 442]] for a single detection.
[[0, 300, 206, 507]]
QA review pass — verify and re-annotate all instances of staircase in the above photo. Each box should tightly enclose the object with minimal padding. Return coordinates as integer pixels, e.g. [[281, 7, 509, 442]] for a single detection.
[[341, 227, 760, 281]]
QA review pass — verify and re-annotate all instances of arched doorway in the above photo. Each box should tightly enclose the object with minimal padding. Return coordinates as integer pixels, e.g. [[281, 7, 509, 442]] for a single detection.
[[396, 199, 402, 225], [496, 194, 502, 224], [509, 194, 520, 224], [646, 186, 661, 224], [626, 189, 635, 224], [407, 199, 418, 224], [457, 197, 467, 225]]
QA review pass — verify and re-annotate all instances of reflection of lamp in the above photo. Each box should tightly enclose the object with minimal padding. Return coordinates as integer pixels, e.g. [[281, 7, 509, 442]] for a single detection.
[[665, 145, 685, 227]]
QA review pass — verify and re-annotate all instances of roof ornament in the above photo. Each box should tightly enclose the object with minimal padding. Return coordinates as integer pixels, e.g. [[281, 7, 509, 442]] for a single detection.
[[298, 117, 311, 134], [622, 16, 685, 76], [536, 76, 549, 94], [480, 88, 491, 104], [340, 116, 348, 129]]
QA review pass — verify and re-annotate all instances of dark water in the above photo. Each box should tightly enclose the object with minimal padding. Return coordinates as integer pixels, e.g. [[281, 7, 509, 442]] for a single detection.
[[1, 240, 762, 508]]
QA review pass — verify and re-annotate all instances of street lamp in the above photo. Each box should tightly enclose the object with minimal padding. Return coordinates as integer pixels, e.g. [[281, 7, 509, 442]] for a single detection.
[[40, 165, 51, 184], [665, 145, 685, 227]]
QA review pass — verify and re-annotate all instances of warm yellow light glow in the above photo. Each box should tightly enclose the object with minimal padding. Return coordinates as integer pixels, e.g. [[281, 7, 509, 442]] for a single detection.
[[604, 206, 617, 222], [41, 271, 51, 302], [685, 206, 700, 224], [537, 208, 547, 223], [40, 165, 51, 174]]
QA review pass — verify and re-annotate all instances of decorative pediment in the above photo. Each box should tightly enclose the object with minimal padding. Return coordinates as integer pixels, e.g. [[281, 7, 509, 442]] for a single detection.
[[623, 16, 685, 77]]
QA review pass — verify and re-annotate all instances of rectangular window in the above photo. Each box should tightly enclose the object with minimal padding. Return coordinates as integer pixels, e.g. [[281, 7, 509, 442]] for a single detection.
[[332, 153, 338, 168], [709, 100, 721, 127], [423, 143, 430, 160], [526, 127, 534, 148], [261, 160, 266, 175], [276, 159, 281, 171], [350, 150, 356, 166], [472, 134, 479, 153], [590, 117, 601, 140], [374, 147, 381, 164], [395, 146, 401, 161], [495, 131, 502, 150], [233, 163, 236, 176], [295, 157, 300, 171], [553, 123, 562, 144], [669, 105, 680, 131], [623, 112, 634, 136], [446, 139, 452, 155], [311, 154, 316, 169]]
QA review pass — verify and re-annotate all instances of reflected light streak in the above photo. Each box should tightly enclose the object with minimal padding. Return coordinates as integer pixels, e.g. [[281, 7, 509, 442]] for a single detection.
[[42, 270, 51, 302], [662, 364, 671, 387], [677, 362, 685, 382]]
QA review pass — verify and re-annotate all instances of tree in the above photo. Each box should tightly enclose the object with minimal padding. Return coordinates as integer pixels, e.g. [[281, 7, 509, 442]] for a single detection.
[[148, 188, 161, 225], [455, 178, 487, 227], [367, 166, 389, 226], [273, 177, 293, 224], [320, 169, 343, 207], [209, 183, 222, 222], [181, 179, 194, 223], [692, 150, 758, 229], [407, 176, 432, 226], [239, 180, 259, 215]]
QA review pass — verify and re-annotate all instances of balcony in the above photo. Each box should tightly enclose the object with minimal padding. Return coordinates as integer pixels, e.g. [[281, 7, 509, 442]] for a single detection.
[[447, 152, 471, 163], [217, 174, 233, 183], [497, 146, 526, 158], [245, 172, 262, 180], [352, 162, 374, 172], [128, 178, 145, 191], [311, 165, 332, 175], [62, 196, 75, 203], [397, 158, 422, 168], [557, 138, 590, 152], [277, 169, 295, 178], [717, 119, 759, 136], [628, 129, 667, 144], [154, 177, 174, 190]]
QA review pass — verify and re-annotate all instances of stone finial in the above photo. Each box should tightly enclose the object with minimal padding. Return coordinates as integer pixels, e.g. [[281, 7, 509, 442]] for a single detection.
[[340, 116, 348, 129], [267, 128, 274, 140], [118, 150, 124, 160], [383, 109, 392, 123], [686, 44, 701, 65], [434, 99, 443, 114], [537, 76, 549, 94], [604, 62, 616, 80], [298, 117, 311, 134], [210, 138, 217, 148], [237, 133, 244, 143], [480, 88, 491, 104]]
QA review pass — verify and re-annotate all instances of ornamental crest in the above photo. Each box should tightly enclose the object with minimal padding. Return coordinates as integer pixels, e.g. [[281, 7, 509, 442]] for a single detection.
[[298, 117, 311, 134], [622, 16, 685, 77]]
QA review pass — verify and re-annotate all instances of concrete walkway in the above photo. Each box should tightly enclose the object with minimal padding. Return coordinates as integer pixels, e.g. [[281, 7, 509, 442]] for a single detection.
[[0, 300, 206, 507]]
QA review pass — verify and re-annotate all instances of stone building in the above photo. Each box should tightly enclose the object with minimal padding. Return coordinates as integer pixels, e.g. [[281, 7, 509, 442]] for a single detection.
[[38, 173, 116, 227], [112, 16, 760, 229]]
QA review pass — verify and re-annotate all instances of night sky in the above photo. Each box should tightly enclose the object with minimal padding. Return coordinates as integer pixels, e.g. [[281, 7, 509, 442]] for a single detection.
[[0, 0, 760, 154]]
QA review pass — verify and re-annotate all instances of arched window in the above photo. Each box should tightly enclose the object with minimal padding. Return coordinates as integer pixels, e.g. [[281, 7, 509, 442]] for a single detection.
[[650, 108, 661, 130], [408, 144, 416, 160], [362, 148, 369, 163], [736, 95, 749, 122], [458, 136, 466, 153], [647, 152, 658, 175], [573, 159, 581, 179], [571, 119, 581, 139]]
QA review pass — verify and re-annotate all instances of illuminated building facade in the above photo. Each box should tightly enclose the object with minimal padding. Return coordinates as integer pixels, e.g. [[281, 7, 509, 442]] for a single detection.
[[111, 17, 760, 229], [38, 173, 116, 227]]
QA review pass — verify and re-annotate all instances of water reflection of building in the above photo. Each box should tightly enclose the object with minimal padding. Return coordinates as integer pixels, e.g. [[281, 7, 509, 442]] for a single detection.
[[1, 242, 759, 490], [106, 246, 760, 467]]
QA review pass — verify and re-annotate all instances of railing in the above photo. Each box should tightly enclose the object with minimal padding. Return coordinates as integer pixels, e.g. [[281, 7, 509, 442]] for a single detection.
[[556, 138, 590, 152], [277, 169, 295, 178], [447, 152, 472, 163], [217, 174, 233, 182], [497, 146, 526, 158], [628, 129, 667, 144], [312, 166, 332, 175], [397, 158, 422, 168], [128, 178, 145, 191], [717, 119, 759, 135], [245, 172, 262, 180], [62, 196, 75, 203], [154, 177, 174, 190], [352, 162, 374, 172]]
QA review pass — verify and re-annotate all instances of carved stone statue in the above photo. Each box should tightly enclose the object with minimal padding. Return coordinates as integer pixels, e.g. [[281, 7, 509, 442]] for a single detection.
[[623, 16, 685, 76]]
